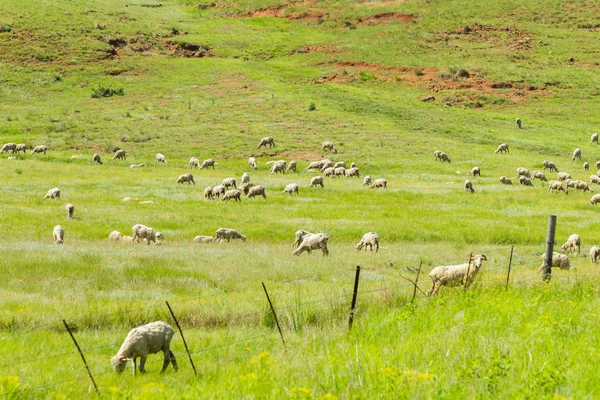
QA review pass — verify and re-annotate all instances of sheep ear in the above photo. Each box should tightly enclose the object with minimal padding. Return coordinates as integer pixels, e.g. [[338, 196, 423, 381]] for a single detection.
[[481, 254, 487, 260], [119, 356, 128, 362]]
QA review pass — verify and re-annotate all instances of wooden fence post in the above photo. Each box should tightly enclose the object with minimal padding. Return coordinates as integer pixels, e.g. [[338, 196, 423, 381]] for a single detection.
[[348, 265, 361, 330], [542, 216, 557, 282], [506, 246, 514, 290], [412, 261, 423, 301]]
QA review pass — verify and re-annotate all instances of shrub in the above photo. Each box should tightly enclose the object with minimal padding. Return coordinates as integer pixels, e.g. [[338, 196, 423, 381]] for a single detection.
[[414, 69, 425, 77], [91, 85, 124, 98], [307, 102, 316, 111]]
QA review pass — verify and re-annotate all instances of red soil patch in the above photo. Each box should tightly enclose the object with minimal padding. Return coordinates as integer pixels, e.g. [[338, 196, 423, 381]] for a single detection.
[[289, 45, 345, 55], [356, 12, 417, 25], [240, 6, 328, 21], [447, 23, 533, 50]]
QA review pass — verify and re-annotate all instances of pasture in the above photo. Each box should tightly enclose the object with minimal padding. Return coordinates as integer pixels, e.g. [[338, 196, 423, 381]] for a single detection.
[[1, 0, 600, 398]]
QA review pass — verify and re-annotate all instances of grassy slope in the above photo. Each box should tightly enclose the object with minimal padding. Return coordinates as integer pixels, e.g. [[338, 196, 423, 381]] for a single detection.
[[1, 0, 600, 397]]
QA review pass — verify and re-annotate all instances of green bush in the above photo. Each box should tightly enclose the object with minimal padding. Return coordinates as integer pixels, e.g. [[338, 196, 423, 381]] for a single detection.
[[91, 85, 124, 98]]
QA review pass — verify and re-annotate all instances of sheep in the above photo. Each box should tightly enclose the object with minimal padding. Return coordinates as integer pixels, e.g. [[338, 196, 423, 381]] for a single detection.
[[561, 234, 581, 254], [248, 157, 257, 170], [344, 167, 360, 178], [132, 224, 158, 245], [464, 179, 474, 193], [200, 159, 216, 169], [350, 162, 357, 169], [575, 180, 594, 192], [370, 178, 387, 189], [323, 167, 335, 177], [531, 170, 547, 182], [356, 232, 379, 252], [334, 167, 346, 177], [32, 145, 48, 155], [519, 176, 534, 187], [176, 173, 195, 185], [53, 225, 64, 244], [591, 133, 599, 145], [0, 143, 16, 154], [155, 232, 164, 244], [241, 173, 250, 185], [494, 143, 509, 154], [110, 321, 178, 374], [211, 184, 226, 198], [321, 141, 337, 154], [596, 161, 600, 171], [188, 157, 200, 169], [113, 149, 126, 160], [155, 153, 167, 164], [269, 160, 286, 174], [434, 151, 451, 162], [213, 228, 246, 242], [93, 154, 102, 165], [291, 230, 313, 249], [499, 176, 513, 185], [572, 148, 582, 161], [310, 176, 324, 188], [547, 180, 567, 194], [590, 246, 600, 263], [516, 167, 530, 178], [466, 167, 481, 177], [543, 161, 558, 172], [139, 201, 155, 205], [319, 161, 334, 173], [292, 233, 329, 256], [306, 159, 329, 171], [362, 176, 372, 186], [222, 177, 237, 189], [247, 185, 267, 199], [15, 144, 27, 154], [109, 231, 123, 241], [122, 197, 137, 202], [516, 117, 522, 128], [591, 175, 600, 186], [238, 182, 250, 195], [584, 162, 589, 171], [286, 160, 297, 173], [427, 254, 488, 296], [194, 235, 214, 243], [537, 252, 575, 273], [565, 179, 577, 189], [557, 172, 572, 181], [258, 136, 275, 149], [333, 161, 346, 169], [204, 186, 213, 200], [590, 194, 600, 206], [222, 189, 242, 201], [282, 183, 299, 195], [130, 163, 145, 168], [43, 187, 61, 200], [65, 203, 74, 219]]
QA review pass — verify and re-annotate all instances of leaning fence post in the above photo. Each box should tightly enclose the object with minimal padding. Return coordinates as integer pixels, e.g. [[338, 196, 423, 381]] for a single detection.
[[165, 301, 197, 375], [542, 215, 557, 282], [62, 320, 99, 395], [348, 265, 361, 330], [412, 261, 423, 301], [506, 246, 514, 290], [463, 253, 473, 290], [261, 282, 286, 349]]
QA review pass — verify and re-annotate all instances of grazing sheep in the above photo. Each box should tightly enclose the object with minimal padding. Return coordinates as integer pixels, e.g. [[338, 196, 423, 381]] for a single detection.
[[434, 151, 451, 162], [110, 321, 177, 374], [286, 160, 297, 173], [291, 230, 313, 249], [591, 133, 599, 145], [370, 178, 387, 189], [113, 149, 126, 160], [238, 182, 250, 195], [155, 153, 167, 164], [93, 154, 102, 165], [323, 167, 335, 178], [590, 246, 600, 263], [516, 167, 530, 178], [362, 176, 372, 186], [344, 167, 360, 178], [248, 157, 257, 170], [591, 175, 600, 186], [464, 179, 474, 193], [427, 254, 488, 296], [269, 160, 286, 174], [494, 143, 509, 154], [65, 203, 74, 219], [0, 143, 16, 154], [572, 148, 582, 161], [356, 232, 379, 252], [176, 173, 195, 185], [194, 235, 214, 243], [319, 160, 334, 172], [132, 224, 158, 245], [584, 162, 590, 171], [306, 159, 329, 171], [292, 233, 329, 256], [565, 179, 577, 189], [204, 186, 213, 200], [575, 180, 594, 192], [561, 234, 581, 254], [282, 183, 299, 195], [222, 190, 241, 201], [334, 167, 346, 177], [310, 176, 324, 188], [499, 176, 513, 185], [466, 167, 481, 177], [543, 161, 558, 172], [43, 187, 61, 200], [109, 231, 123, 241], [333, 161, 346, 169], [222, 177, 237, 189], [532, 170, 547, 182], [15, 144, 27, 154], [211, 184, 225, 198], [213, 228, 246, 243], [590, 194, 600, 206], [258, 136, 275, 149], [241, 173, 250, 185], [247, 185, 267, 199], [322, 141, 337, 154], [547, 180, 568, 194], [537, 252, 575, 273], [53, 225, 64, 244], [130, 163, 145, 168], [557, 172, 572, 181], [188, 157, 200, 169], [32, 145, 48, 155], [200, 159, 216, 169], [519, 176, 534, 187], [516, 118, 522, 128], [155, 232, 164, 243]]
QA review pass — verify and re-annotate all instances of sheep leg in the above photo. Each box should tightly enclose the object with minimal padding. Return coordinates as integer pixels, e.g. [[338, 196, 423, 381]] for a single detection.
[[160, 351, 171, 373], [139, 355, 147, 373], [170, 351, 178, 372], [322, 246, 329, 256], [132, 358, 137, 375], [375, 241, 379, 252]]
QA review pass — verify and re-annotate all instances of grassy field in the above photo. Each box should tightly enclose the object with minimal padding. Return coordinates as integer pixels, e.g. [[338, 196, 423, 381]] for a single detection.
[[1, 0, 600, 398]]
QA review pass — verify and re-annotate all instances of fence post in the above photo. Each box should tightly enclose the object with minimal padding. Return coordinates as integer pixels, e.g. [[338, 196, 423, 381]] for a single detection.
[[542, 215, 557, 282], [348, 265, 361, 330], [505, 246, 514, 290], [412, 261, 423, 301], [261, 282, 286, 349], [165, 301, 197, 375], [463, 253, 473, 290], [62, 320, 99, 395]]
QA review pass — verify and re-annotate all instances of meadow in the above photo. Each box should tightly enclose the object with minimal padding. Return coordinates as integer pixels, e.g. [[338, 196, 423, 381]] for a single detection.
[[1, 0, 600, 398]]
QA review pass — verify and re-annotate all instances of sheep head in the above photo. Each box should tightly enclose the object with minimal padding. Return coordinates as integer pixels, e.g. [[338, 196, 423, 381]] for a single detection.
[[110, 355, 129, 373], [470, 254, 487, 268]]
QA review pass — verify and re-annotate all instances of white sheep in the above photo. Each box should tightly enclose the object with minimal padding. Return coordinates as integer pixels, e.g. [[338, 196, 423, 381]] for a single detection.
[[362, 176, 372, 186], [176, 173, 195, 185], [516, 167, 530, 178], [572, 148, 582, 161], [213, 228, 246, 242], [194, 235, 214, 243], [291, 230, 313, 249], [334, 167, 346, 177], [258, 136, 276, 149], [241, 173, 250, 185], [494, 143, 509, 154], [590, 194, 600, 206], [248, 157, 257, 170], [247, 185, 267, 199], [565, 178, 577, 189], [93, 154, 102, 165], [32, 145, 48, 155], [269, 160, 286, 174], [591, 133, 599, 145], [590, 175, 600, 186], [575, 180, 594, 192], [200, 159, 216, 169], [356, 232, 379, 252], [122, 235, 134, 242], [499, 176, 513, 185], [370, 178, 387, 189], [427, 254, 488, 296], [561, 234, 580, 254], [292, 233, 329, 256], [65, 203, 74, 219], [222, 189, 242, 201], [344, 167, 360, 178], [222, 177, 237, 189], [547, 180, 567, 194], [238, 183, 250, 195], [333, 161, 346, 169], [130, 163, 145, 168], [464, 179, 474, 193], [109, 231, 123, 241], [320, 160, 335, 172], [0, 143, 16, 154], [323, 167, 335, 178], [188, 157, 200, 169], [211, 184, 226, 198], [155, 232, 164, 244], [132, 224, 158, 245], [584, 162, 589, 171], [557, 172, 572, 181], [466, 167, 481, 177], [53, 225, 64, 244], [113, 149, 126, 160], [204, 186, 213, 200], [519, 176, 534, 187], [531, 171, 546, 182], [543, 161, 558, 172], [310, 176, 324, 188], [286, 160, 297, 173], [306, 159, 329, 171], [590, 246, 600, 263], [110, 321, 177, 374], [155, 153, 167, 164], [43, 187, 61, 200], [15, 144, 27, 154], [282, 183, 299, 195], [321, 141, 337, 154], [434, 151, 451, 162], [537, 252, 575, 273]]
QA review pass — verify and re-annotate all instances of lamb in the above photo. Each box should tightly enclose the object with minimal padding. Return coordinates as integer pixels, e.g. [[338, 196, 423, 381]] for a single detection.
[[222, 177, 237, 189], [53, 225, 64, 244], [543, 161, 558, 172], [344, 167, 360, 178], [43, 187, 61, 200], [575, 180, 594, 192], [248, 157, 257, 170], [464, 179, 474, 193], [516, 167, 530, 178], [333, 161, 346, 169], [519, 176, 534, 187], [591, 133, 599, 145], [334, 167, 346, 177], [188, 157, 200, 169], [258, 136, 275, 149], [591, 175, 600, 186], [0, 143, 16, 154], [109, 231, 123, 241], [193, 235, 214, 243], [584, 162, 590, 171], [222, 189, 242, 201], [282, 183, 299, 195], [93, 154, 102, 165], [130, 163, 145, 168], [213, 228, 246, 242], [499, 176, 513, 185], [32, 145, 48, 155], [269, 160, 286, 174], [434, 151, 451, 162], [590, 194, 600, 206], [494, 143, 509, 154], [557, 172, 572, 181], [292, 233, 329, 256], [247, 185, 267, 199], [427, 254, 488, 296], [204, 186, 213, 200], [176, 173, 195, 185], [362, 176, 372, 186], [310, 176, 324, 188], [531, 170, 547, 182], [241, 173, 250, 185], [15, 144, 27, 154], [155, 153, 167, 164], [200, 159, 216, 169], [321, 141, 337, 154], [286, 160, 297, 173], [291, 230, 313, 249], [370, 178, 387, 189], [211, 184, 226, 198], [65, 203, 74, 219], [110, 321, 178, 374], [132, 224, 158, 245], [547, 180, 567, 194], [323, 167, 335, 178], [590, 246, 600, 263], [561, 234, 580, 254], [466, 167, 481, 177], [537, 252, 575, 273], [572, 148, 582, 161], [356, 232, 379, 252], [516, 117, 522, 128], [113, 149, 126, 160]]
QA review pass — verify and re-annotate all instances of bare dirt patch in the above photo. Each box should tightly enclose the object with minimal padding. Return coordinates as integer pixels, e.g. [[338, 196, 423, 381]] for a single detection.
[[355, 12, 417, 25], [240, 6, 328, 21], [163, 41, 211, 57], [289, 45, 344, 55], [446, 23, 533, 51]]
